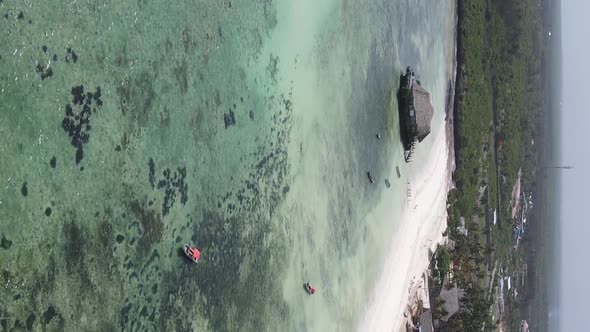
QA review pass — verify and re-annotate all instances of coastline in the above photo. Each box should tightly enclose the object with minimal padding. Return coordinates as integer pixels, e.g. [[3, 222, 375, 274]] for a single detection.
[[357, 1, 458, 329], [394, 0, 458, 328], [357, 121, 451, 332]]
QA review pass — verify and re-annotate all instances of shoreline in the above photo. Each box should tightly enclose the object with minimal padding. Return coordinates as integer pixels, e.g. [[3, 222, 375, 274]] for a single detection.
[[357, 121, 452, 332], [395, 1, 458, 328], [357, 1, 458, 329]]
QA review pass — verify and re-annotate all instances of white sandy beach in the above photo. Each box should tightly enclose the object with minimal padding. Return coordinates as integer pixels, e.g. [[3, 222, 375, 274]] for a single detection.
[[357, 3, 457, 329], [357, 121, 452, 332]]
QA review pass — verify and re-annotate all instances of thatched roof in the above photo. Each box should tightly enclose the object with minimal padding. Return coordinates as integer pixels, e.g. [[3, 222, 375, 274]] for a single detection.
[[411, 83, 434, 142]]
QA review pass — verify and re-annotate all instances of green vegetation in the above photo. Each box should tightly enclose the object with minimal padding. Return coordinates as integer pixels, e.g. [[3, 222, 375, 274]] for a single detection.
[[434, 0, 545, 330], [435, 244, 452, 279]]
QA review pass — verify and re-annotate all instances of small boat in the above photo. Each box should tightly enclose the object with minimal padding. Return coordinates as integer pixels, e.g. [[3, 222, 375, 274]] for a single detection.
[[184, 244, 201, 263], [367, 172, 374, 184]]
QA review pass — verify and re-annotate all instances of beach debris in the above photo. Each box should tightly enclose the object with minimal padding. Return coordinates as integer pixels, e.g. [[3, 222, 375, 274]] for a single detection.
[[367, 171, 374, 184], [376, 133, 382, 140], [396, 166, 401, 178], [385, 179, 391, 188]]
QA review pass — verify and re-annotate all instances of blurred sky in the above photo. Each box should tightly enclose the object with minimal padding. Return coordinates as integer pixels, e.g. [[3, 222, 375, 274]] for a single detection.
[[560, 0, 590, 330]]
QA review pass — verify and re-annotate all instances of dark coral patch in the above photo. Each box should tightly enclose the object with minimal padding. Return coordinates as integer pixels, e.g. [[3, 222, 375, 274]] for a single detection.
[[148, 160, 188, 216], [116, 234, 125, 243], [1, 235, 12, 249], [223, 110, 236, 128], [21, 182, 28, 197], [61, 86, 104, 164], [65, 47, 78, 63], [26, 313, 36, 331]]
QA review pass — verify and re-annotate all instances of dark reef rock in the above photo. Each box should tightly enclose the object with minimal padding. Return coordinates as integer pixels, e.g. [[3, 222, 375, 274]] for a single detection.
[[1, 235, 12, 249], [65, 47, 78, 63], [26, 313, 36, 331], [129, 200, 163, 254], [21, 182, 28, 196], [35, 48, 55, 80], [45, 207, 52, 216], [49, 156, 56, 168], [223, 110, 236, 128], [42, 306, 59, 324], [147, 159, 188, 216], [40, 67, 53, 80], [61, 86, 104, 165], [148, 158, 156, 189]]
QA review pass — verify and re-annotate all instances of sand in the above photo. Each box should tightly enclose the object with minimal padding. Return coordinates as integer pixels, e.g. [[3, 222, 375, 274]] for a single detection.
[[356, 3, 457, 329], [357, 121, 451, 331]]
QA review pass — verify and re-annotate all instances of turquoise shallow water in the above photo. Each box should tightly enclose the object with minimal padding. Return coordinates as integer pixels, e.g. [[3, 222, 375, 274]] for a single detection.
[[0, 0, 452, 331]]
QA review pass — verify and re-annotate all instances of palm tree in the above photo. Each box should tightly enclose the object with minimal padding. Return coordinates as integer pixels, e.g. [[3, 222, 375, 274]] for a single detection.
[[416, 299, 424, 314]]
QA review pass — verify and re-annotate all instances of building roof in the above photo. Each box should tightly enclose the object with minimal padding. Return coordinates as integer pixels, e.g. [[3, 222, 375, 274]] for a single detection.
[[419, 310, 434, 332], [411, 83, 434, 142], [439, 277, 464, 322]]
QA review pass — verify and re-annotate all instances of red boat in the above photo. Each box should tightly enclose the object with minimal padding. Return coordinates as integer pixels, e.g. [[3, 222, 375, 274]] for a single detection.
[[184, 244, 201, 263]]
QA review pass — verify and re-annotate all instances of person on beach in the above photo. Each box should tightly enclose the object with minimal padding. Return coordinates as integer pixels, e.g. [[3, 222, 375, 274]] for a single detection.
[[305, 282, 316, 295]]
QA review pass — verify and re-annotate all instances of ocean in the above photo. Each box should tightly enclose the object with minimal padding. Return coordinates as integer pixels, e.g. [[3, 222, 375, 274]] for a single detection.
[[0, 0, 452, 330]]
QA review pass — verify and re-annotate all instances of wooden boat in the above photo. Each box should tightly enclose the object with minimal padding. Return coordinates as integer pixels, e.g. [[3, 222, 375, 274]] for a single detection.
[[183, 244, 201, 263]]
